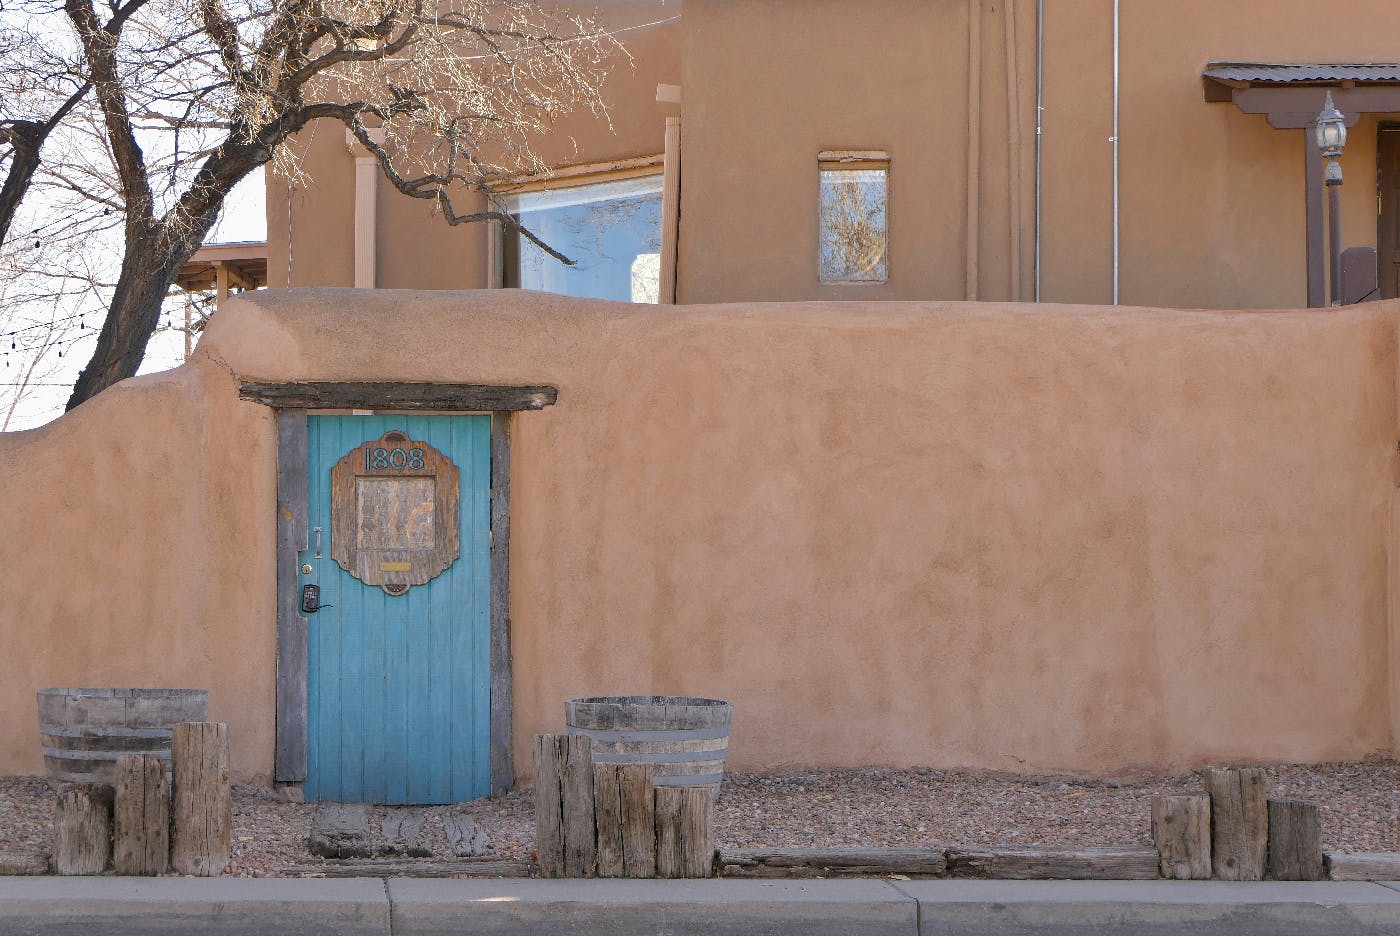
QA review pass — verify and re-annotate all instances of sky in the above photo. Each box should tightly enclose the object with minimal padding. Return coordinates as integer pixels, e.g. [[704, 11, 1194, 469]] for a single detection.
[[2, 172, 267, 432]]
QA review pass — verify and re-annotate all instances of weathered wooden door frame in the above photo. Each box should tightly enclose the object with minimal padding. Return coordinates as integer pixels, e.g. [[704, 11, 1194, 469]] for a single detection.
[[244, 381, 558, 798]]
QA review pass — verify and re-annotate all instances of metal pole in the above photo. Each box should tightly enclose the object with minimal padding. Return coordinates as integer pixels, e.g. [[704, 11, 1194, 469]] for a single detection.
[[1111, 0, 1120, 306], [1033, 0, 1044, 302], [1328, 176, 1343, 305]]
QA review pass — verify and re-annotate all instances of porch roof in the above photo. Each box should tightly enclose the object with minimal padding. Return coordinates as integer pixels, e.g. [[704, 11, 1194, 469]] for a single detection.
[[1203, 63, 1400, 108], [1202, 64, 1400, 309], [1204, 63, 1400, 90]]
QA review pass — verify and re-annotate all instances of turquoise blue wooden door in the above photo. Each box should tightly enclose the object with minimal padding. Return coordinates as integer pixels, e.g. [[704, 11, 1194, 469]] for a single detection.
[[302, 414, 491, 804]]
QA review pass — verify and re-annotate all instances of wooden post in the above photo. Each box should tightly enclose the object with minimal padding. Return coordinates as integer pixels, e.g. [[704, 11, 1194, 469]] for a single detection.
[[113, 754, 170, 876], [1152, 794, 1211, 880], [1267, 799, 1323, 881], [171, 722, 231, 876], [678, 786, 715, 878], [561, 734, 596, 878], [594, 763, 625, 878], [655, 786, 684, 879], [1204, 767, 1268, 881], [655, 785, 715, 879], [532, 734, 565, 878], [53, 783, 112, 875], [619, 763, 656, 878]]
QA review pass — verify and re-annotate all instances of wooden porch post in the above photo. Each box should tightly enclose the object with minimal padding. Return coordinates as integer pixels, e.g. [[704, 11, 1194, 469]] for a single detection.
[[1304, 133, 1325, 308]]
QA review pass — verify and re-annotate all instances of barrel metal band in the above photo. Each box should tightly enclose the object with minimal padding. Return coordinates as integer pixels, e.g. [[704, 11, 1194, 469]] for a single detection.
[[567, 726, 731, 742], [589, 749, 727, 764], [40, 724, 174, 739], [653, 774, 724, 786], [42, 747, 172, 761]]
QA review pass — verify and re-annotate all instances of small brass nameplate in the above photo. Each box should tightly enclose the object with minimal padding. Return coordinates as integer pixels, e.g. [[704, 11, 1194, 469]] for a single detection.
[[379, 561, 413, 572]]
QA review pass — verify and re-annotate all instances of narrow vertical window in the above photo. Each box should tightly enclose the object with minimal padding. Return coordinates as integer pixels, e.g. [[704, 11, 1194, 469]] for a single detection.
[[819, 152, 889, 284]]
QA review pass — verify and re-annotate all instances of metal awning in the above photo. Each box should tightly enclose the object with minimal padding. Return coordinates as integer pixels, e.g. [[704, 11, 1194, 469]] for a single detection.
[[1204, 63, 1400, 106], [1204, 63, 1400, 91]]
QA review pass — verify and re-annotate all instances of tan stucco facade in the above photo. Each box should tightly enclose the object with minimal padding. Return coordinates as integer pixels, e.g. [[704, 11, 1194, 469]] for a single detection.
[[3, 290, 1400, 784], [267, 0, 1400, 309]]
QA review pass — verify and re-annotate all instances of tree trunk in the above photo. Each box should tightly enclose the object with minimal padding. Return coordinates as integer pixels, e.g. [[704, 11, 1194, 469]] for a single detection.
[[0, 127, 45, 248], [66, 220, 211, 410]]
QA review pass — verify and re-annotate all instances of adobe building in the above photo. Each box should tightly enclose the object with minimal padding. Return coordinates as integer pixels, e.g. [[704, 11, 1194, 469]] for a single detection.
[[5, 1, 1400, 803], [262, 0, 1400, 309]]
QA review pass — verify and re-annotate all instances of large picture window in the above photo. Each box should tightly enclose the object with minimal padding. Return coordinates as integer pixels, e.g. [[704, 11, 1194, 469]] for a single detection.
[[500, 175, 663, 303]]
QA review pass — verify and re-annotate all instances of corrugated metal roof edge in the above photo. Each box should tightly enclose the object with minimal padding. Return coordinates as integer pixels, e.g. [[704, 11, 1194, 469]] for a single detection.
[[1204, 63, 1400, 85]]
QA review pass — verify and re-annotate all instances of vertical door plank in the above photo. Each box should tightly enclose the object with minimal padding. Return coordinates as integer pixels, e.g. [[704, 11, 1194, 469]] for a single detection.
[[471, 417, 493, 797]]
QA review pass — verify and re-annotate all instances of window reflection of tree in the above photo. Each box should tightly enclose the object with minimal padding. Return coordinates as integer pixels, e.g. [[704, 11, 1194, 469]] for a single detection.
[[820, 171, 887, 282], [517, 191, 662, 281]]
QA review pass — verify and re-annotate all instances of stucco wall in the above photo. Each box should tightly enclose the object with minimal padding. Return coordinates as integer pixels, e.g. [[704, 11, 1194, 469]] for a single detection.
[[0, 362, 279, 781], [259, 1, 1400, 312], [2, 290, 1398, 783], [265, 2, 680, 292], [679, 0, 1400, 309]]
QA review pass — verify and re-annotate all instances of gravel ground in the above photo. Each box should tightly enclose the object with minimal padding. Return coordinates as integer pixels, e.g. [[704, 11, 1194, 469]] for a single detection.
[[4, 759, 1398, 875]]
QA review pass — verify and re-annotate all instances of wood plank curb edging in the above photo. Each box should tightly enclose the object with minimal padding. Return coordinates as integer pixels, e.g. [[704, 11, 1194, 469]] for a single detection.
[[719, 848, 949, 879], [715, 846, 1400, 881], [717, 847, 1157, 881]]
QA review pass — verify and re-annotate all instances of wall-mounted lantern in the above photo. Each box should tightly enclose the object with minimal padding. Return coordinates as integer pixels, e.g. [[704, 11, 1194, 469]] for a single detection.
[[1315, 91, 1347, 305]]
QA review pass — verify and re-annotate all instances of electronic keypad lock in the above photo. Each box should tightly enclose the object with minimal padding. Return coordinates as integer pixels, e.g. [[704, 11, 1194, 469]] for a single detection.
[[301, 584, 333, 614]]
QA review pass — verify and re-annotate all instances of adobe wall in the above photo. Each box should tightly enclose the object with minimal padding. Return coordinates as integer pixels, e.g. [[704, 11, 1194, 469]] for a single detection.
[[260, 1, 1400, 312], [1, 290, 1398, 783], [0, 362, 279, 781]]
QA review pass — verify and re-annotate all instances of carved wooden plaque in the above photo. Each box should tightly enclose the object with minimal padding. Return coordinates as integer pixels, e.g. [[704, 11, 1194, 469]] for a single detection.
[[330, 430, 460, 595]]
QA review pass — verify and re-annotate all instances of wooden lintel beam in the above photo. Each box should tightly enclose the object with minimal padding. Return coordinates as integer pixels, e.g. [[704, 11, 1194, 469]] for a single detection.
[[239, 381, 559, 411], [1231, 86, 1400, 127]]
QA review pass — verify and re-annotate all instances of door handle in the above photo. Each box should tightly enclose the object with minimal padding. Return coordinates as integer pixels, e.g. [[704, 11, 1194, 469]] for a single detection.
[[313, 526, 323, 559]]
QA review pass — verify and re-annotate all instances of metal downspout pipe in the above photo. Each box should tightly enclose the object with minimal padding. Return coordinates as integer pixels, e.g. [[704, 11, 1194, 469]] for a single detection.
[[1033, 0, 1044, 301], [1032, 0, 1120, 304], [1112, 0, 1121, 305]]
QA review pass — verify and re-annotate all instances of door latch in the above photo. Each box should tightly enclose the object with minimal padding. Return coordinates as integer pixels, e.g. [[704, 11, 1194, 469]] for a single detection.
[[301, 584, 334, 614]]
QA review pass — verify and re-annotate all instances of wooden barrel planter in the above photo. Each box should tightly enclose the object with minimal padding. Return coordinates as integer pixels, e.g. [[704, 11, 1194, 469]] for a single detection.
[[37, 688, 209, 788], [566, 696, 732, 799]]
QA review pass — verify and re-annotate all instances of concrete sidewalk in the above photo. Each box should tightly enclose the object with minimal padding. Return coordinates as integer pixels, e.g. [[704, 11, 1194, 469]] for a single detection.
[[4, 877, 1400, 935]]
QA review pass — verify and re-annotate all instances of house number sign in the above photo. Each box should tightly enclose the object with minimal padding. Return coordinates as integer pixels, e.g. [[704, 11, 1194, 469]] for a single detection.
[[330, 430, 460, 595]]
